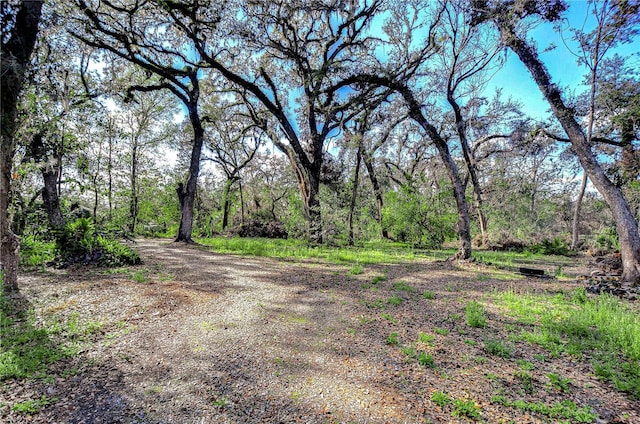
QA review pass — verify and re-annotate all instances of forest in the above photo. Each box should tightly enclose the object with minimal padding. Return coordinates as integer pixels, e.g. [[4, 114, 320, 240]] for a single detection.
[[1, 0, 640, 423]]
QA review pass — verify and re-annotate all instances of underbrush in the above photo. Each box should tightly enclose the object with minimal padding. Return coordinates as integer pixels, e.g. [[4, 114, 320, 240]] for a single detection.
[[53, 218, 141, 267], [20, 219, 141, 268], [496, 288, 640, 399], [19, 235, 56, 267]]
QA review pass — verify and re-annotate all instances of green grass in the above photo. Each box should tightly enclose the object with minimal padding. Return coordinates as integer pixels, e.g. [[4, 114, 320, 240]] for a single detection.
[[11, 395, 53, 414], [349, 263, 364, 275], [517, 359, 535, 370], [196, 237, 417, 264], [484, 338, 512, 358], [392, 281, 415, 292], [547, 372, 572, 392], [387, 332, 399, 346], [418, 351, 435, 368], [422, 290, 435, 299], [452, 398, 481, 420], [418, 332, 435, 345], [371, 275, 387, 284], [433, 327, 449, 335], [515, 370, 535, 394], [496, 288, 640, 398], [131, 269, 148, 283], [431, 391, 481, 420], [465, 301, 487, 328], [473, 249, 576, 270], [1, 282, 102, 381], [401, 346, 416, 359], [491, 395, 597, 423], [386, 296, 404, 306], [212, 397, 228, 407], [362, 299, 386, 309], [431, 390, 452, 407]]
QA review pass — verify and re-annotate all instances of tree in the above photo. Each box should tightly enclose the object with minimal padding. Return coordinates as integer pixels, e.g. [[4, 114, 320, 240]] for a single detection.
[[562, 0, 640, 249], [202, 99, 264, 230], [110, 67, 178, 233], [1, 0, 44, 294], [437, 0, 503, 245], [70, 0, 212, 242], [472, 0, 640, 284], [340, 1, 474, 258], [18, 26, 100, 229], [157, 0, 389, 243]]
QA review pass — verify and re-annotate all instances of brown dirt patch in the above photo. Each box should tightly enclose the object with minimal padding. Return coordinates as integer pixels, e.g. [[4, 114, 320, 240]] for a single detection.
[[1, 238, 638, 423]]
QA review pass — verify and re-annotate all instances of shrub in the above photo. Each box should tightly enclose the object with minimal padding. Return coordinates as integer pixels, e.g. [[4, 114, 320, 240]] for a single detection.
[[528, 237, 572, 256], [381, 186, 456, 248], [19, 235, 55, 267], [594, 226, 620, 252], [53, 218, 141, 267], [228, 220, 288, 239]]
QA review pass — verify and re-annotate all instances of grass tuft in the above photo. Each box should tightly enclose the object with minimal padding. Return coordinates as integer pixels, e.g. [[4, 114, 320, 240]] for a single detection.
[[465, 301, 487, 328]]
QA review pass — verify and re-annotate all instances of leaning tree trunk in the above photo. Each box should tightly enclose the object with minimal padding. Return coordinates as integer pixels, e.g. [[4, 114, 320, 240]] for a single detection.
[[1, 1, 44, 294], [175, 100, 204, 243], [398, 87, 472, 259], [497, 21, 640, 285]]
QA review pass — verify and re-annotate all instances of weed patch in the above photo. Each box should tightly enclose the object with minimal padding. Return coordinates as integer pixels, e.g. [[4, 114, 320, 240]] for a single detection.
[[422, 290, 435, 299], [11, 395, 54, 414], [465, 301, 487, 328], [392, 281, 415, 292], [491, 395, 597, 422], [484, 339, 512, 358], [496, 288, 640, 398], [418, 351, 435, 368], [386, 296, 403, 306]]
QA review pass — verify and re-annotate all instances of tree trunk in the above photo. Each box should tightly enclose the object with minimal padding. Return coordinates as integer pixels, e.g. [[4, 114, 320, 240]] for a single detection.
[[221, 177, 235, 230], [289, 154, 323, 244], [42, 167, 64, 228], [239, 179, 245, 225], [398, 87, 472, 259], [1, 1, 44, 294], [107, 129, 113, 221], [175, 99, 204, 243], [571, 173, 588, 250], [348, 144, 362, 246], [447, 92, 488, 246], [497, 20, 640, 285], [92, 174, 99, 223], [129, 142, 138, 233], [30, 132, 65, 228], [362, 150, 389, 239]]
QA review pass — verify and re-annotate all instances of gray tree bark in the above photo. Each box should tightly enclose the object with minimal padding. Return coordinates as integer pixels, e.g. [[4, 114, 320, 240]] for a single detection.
[[495, 18, 640, 285]]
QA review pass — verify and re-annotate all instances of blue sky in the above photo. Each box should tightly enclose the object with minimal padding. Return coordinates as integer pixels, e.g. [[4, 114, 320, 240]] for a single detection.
[[488, 0, 640, 119]]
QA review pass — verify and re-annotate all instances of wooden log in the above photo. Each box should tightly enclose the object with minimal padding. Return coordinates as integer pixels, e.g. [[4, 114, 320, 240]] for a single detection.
[[519, 267, 546, 277]]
